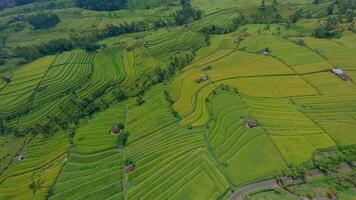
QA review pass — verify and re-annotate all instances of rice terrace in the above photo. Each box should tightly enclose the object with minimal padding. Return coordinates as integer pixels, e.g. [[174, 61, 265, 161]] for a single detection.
[[0, 0, 355, 199]]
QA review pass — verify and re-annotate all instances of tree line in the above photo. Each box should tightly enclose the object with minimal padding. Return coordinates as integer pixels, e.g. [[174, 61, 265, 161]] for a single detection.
[[74, 0, 127, 11]]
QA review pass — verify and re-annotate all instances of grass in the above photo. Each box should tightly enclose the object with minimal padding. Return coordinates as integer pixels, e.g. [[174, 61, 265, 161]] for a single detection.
[[247, 189, 298, 200]]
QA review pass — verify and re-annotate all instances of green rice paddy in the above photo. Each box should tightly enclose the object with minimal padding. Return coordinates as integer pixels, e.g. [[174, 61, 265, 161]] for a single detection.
[[0, 0, 355, 199]]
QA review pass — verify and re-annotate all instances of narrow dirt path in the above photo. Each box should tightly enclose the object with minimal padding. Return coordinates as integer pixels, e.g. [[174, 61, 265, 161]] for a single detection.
[[231, 179, 279, 200], [231, 162, 353, 200]]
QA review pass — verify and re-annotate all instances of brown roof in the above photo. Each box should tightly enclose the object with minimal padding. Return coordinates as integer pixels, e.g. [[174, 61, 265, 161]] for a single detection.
[[124, 163, 135, 173], [339, 74, 349, 81], [245, 119, 258, 128], [111, 124, 120, 134]]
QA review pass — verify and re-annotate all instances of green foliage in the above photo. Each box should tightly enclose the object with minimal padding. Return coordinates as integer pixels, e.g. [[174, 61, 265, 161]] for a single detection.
[[313, 146, 356, 172], [173, 0, 202, 25], [14, 0, 41, 6], [74, 0, 127, 11], [28, 179, 44, 194], [136, 95, 145, 106], [313, 17, 341, 38], [117, 131, 128, 148], [289, 9, 303, 23], [1, 1, 356, 199], [26, 13, 60, 30]]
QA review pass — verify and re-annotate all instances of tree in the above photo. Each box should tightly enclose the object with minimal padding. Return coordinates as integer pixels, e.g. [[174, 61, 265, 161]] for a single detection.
[[313, 17, 341, 38], [289, 9, 303, 23], [26, 13, 60, 30], [117, 132, 129, 148], [14, 0, 40, 6], [1, 76, 10, 83], [0, 48, 6, 65], [346, 9, 354, 22], [136, 96, 145, 106], [0, 119, 6, 135], [326, 3, 334, 16], [74, 0, 127, 11], [314, 0, 320, 4], [348, 22, 355, 32], [261, 0, 266, 8], [233, 14, 248, 27], [173, 0, 202, 25], [272, 14, 283, 23]]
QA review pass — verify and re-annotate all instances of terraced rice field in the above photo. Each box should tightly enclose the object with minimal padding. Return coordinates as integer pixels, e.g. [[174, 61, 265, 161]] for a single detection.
[[188, 9, 240, 31], [207, 90, 287, 185], [0, 56, 54, 116], [239, 35, 332, 74], [77, 48, 125, 98], [304, 36, 356, 70], [1, 4, 356, 199], [124, 85, 229, 199], [0, 135, 27, 173], [50, 149, 125, 200], [49, 102, 128, 199], [74, 102, 127, 154], [144, 28, 206, 62], [0, 133, 69, 200]]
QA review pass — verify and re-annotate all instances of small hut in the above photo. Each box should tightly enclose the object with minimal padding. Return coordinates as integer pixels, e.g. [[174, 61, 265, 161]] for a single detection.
[[244, 119, 258, 128], [331, 68, 349, 81], [195, 76, 209, 84], [13, 154, 24, 163], [263, 51, 269, 56], [295, 38, 305, 46], [111, 124, 121, 134], [124, 163, 136, 173]]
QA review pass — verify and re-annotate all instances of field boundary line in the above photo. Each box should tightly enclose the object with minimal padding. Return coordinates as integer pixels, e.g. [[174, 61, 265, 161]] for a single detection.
[[203, 128, 234, 187], [238, 93, 289, 166]]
